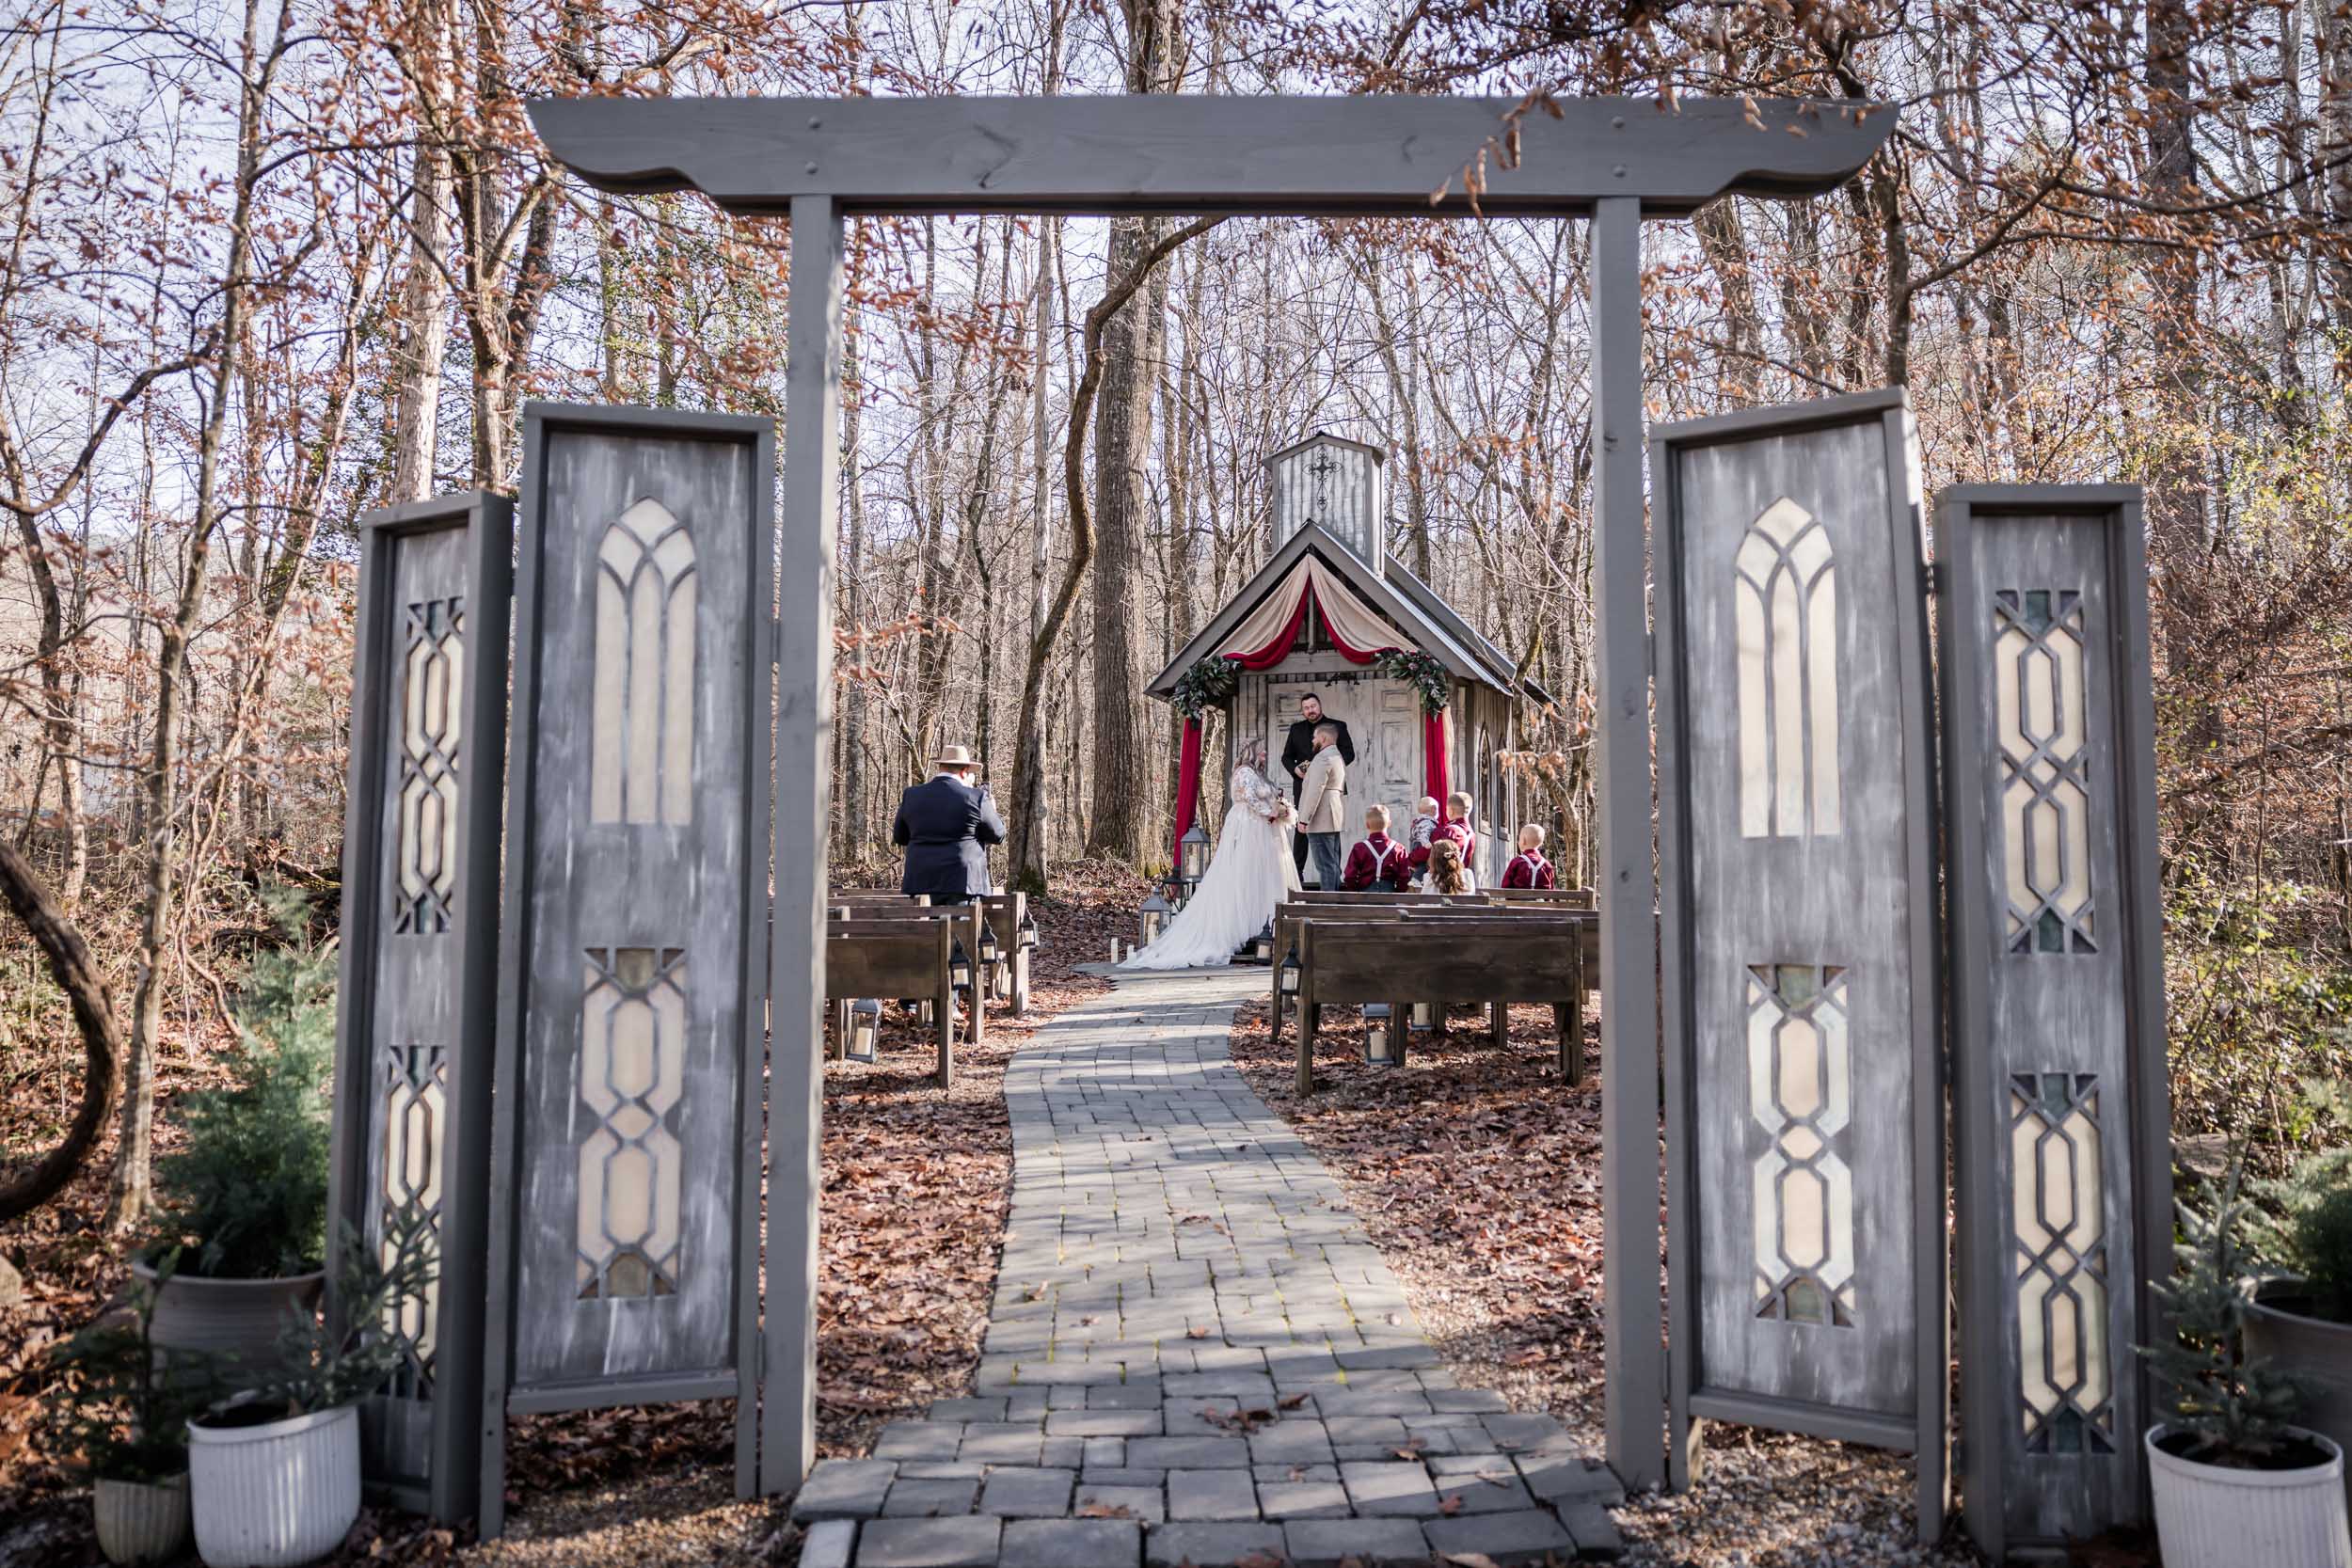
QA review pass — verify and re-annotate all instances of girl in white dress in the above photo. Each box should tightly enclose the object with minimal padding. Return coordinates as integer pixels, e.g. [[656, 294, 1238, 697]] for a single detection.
[[1119, 741, 1301, 971]]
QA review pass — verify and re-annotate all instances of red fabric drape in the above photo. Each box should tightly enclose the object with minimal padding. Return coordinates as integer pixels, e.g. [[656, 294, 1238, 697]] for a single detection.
[[1423, 707, 1449, 802], [1224, 580, 1392, 671], [1171, 715, 1205, 872]]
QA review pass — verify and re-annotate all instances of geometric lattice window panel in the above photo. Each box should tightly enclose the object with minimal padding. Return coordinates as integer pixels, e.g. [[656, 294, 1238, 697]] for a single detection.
[[591, 499, 696, 827], [1734, 498, 1840, 839], [577, 946, 687, 1299], [2010, 1071, 2113, 1453], [378, 1044, 447, 1400], [393, 598, 463, 934], [1748, 963, 1856, 1327], [1994, 590, 2094, 955]]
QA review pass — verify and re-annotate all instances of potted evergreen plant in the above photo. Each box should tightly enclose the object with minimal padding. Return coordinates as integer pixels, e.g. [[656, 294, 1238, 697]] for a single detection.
[[2142, 1166, 2352, 1566], [2248, 1079, 2352, 1510], [136, 890, 333, 1377], [187, 1208, 433, 1568], [48, 1250, 215, 1565]]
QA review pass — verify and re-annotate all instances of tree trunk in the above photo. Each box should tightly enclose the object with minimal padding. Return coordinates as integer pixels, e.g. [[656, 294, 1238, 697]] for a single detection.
[[0, 843, 119, 1224], [390, 140, 450, 502]]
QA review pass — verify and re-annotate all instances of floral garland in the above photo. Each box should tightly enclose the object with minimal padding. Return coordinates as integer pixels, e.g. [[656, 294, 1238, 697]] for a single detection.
[[1171, 656, 1243, 719], [1371, 648, 1451, 714]]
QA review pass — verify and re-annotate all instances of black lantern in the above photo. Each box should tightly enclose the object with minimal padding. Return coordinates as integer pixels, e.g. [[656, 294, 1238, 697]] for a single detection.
[[1179, 823, 1211, 899], [846, 998, 882, 1065], [978, 923, 1009, 996], [950, 937, 973, 993], [1249, 919, 1275, 964], [1410, 1001, 1436, 1033], [1279, 940, 1301, 998], [1362, 1003, 1400, 1067], [1139, 888, 1172, 948], [1018, 910, 1041, 951]]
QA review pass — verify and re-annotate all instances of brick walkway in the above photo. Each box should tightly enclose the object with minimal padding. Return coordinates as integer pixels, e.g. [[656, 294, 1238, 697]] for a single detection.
[[794, 968, 1624, 1567]]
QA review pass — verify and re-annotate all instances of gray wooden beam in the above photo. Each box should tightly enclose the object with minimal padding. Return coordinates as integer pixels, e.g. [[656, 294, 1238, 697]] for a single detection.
[[762, 193, 844, 1496], [527, 95, 1893, 218], [1589, 194, 1665, 1492]]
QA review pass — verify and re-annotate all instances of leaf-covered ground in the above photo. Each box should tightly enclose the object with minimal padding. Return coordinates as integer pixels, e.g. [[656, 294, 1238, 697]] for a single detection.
[[0, 863, 1143, 1567]]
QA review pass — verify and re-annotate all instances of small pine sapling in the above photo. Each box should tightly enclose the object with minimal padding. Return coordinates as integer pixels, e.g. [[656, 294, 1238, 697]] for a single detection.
[[2142, 1164, 2310, 1467]]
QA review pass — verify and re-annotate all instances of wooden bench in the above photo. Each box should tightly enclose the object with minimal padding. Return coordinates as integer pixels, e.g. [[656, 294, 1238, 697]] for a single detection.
[[825, 901, 987, 1044], [976, 892, 1033, 1015], [1271, 895, 1599, 1033], [1285, 911, 1591, 1093], [825, 919, 958, 1088]]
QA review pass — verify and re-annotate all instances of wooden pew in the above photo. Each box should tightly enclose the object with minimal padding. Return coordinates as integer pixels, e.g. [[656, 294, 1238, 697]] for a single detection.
[[976, 891, 1032, 1015], [826, 919, 958, 1088], [1272, 894, 1599, 1027], [1286, 911, 1590, 1093], [824, 901, 987, 1043]]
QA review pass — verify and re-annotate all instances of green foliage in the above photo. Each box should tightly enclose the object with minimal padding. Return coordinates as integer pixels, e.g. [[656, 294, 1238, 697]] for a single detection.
[[152, 887, 333, 1279], [45, 1250, 217, 1481], [1171, 657, 1243, 720], [2249, 1078, 2352, 1323], [1369, 648, 1450, 714], [2164, 866, 2352, 1153], [2142, 1165, 2310, 1465], [236, 1202, 436, 1420]]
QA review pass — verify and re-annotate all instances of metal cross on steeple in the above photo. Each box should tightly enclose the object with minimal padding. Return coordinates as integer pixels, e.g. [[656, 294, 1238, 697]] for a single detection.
[[1307, 448, 1338, 523]]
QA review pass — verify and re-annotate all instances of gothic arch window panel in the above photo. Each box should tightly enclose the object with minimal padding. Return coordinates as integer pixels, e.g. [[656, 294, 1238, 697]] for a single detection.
[[1748, 963, 1857, 1327], [576, 946, 688, 1299], [394, 598, 463, 933], [1994, 590, 2094, 954], [591, 498, 697, 826], [2010, 1072, 2113, 1453], [1735, 498, 1841, 839], [378, 1044, 447, 1400]]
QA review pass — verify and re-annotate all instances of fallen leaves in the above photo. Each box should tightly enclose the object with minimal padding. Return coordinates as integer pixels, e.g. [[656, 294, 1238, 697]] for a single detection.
[[1201, 1404, 1276, 1433]]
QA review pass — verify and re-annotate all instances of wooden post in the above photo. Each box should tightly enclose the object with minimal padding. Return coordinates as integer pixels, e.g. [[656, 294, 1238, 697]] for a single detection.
[[1591, 195, 1666, 1492], [762, 194, 843, 1497]]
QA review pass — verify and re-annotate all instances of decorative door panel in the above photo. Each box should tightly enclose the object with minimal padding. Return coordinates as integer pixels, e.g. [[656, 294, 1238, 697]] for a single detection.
[[1368, 682, 1420, 828], [1936, 489, 2165, 1560], [487, 406, 772, 1432], [329, 493, 511, 1522], [1653, 391, 1944, 1521]]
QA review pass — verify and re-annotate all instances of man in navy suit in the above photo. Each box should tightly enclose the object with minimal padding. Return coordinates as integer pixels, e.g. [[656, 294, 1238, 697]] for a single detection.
[[893, 745, 1006, 903]]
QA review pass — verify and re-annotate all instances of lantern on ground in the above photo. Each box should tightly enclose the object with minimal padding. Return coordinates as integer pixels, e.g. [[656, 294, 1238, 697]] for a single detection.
[[1410, 1001, 1436, 1033], [1249, 919, 1275, 964], [846, 999, 882, 1065], [1139, 888, 1172, 949], [1363, 1003, 1400, 1067], [950, 937, 973, 993], [1179, 824, 1211, 901]]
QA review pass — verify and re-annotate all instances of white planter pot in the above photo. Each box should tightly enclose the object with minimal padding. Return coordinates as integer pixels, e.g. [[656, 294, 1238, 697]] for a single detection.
[[132, 1259, 323, 1379], [188, 1403, 359, 1568], [93, 1472, 190, 1566], [2147, 1422, 2352, 1568]]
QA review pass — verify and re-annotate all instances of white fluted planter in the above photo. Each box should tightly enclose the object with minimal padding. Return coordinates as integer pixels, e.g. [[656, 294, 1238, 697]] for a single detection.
[[187, 1404, 359, 1568], [93, 1472, 190, 1565], [2147, 1423, 2352, 1568]]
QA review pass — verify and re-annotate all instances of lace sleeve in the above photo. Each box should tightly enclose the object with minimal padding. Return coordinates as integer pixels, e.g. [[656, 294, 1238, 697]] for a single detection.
[[1231, 767, 1286, 819]]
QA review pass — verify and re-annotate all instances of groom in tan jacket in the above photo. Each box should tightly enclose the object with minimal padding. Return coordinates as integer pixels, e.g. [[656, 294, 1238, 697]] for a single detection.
[[1297, 722, 1348, 887]]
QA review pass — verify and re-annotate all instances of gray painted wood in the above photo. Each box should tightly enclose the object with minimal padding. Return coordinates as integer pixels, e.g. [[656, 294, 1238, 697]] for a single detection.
[[1589, 194, 1665, 1491], [525, 95, 1894, 218], [328, 492, 508, 1524], [1652, 394, 1942, 1514], [1937, 488, 2163, 1559], [763, 194, 844, 1497], [493, 408, 770, 1417]]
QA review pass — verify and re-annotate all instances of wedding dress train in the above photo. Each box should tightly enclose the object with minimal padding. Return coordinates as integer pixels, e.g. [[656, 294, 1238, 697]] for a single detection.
[[1118, 766, 1300, 971]]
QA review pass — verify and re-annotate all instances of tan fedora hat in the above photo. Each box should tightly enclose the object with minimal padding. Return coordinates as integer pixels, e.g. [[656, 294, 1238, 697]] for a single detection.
[[932, 745, 980, 769]]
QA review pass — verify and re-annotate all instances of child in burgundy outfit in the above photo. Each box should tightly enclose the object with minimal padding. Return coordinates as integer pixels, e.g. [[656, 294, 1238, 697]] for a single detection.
[[1427, 792, 1475, 875], [1502, 823, 1557, 889], [1405, 796, 1441, 886], [1341, 805, 1410, 892]]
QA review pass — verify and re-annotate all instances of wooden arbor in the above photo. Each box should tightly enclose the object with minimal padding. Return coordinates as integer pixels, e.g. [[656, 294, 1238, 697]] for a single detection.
[[527, 90, 1896, 1501]]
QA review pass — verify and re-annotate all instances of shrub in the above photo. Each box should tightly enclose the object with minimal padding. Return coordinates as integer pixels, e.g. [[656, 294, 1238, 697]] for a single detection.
[[2142, 1165, 2309, 1466], [152, 887, 332, 1279]]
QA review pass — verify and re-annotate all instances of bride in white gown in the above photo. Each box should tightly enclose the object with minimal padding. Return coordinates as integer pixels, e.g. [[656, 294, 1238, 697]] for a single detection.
[[1119, 741, 1301, 971]]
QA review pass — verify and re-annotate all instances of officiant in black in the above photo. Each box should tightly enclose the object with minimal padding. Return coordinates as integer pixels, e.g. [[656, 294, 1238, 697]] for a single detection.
[[1279, 692, 1354, 878]]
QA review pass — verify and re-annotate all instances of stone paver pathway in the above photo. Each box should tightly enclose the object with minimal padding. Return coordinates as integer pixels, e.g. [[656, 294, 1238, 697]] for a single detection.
[[796, 968, 1623, 1567]]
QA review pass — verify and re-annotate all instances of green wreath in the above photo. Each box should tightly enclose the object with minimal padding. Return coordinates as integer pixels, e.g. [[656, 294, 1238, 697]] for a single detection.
[[1172, 657, 1243, 720], [1370, 648, 1451, 715]]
